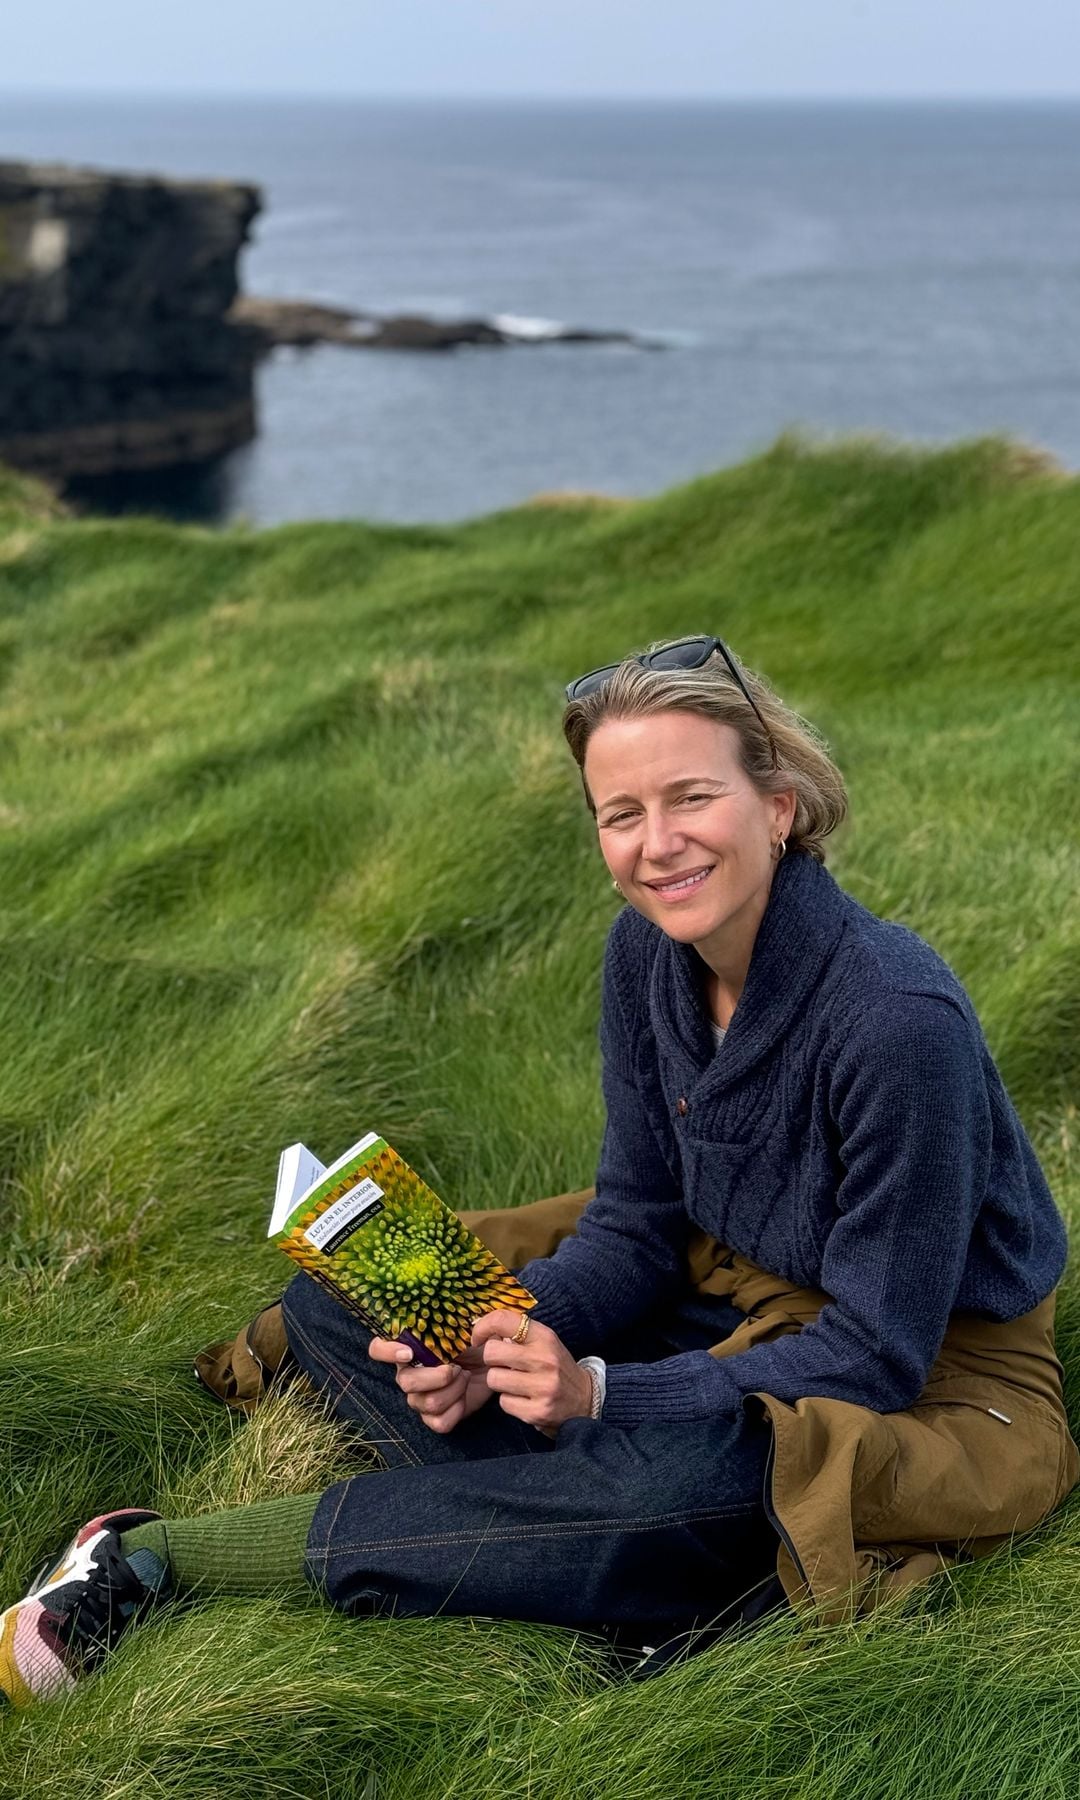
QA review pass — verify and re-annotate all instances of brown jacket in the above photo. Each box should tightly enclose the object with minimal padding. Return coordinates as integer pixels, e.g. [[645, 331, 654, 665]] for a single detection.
[[198, 1186, 1078, 1625]]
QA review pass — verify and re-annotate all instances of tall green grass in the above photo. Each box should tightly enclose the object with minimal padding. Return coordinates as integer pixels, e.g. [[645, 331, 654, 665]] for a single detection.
[[0, 436, 1078, 1797]]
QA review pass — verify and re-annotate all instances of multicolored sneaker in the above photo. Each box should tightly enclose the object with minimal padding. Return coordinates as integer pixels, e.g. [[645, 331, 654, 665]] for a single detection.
[[0, 1509, 170, 1707]]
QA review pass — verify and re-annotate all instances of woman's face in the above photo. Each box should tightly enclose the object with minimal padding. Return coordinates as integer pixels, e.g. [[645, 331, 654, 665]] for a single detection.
[[584, 709, 796, 952]]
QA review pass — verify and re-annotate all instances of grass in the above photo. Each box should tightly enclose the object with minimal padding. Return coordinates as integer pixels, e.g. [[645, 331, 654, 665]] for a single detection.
[[0, 433, 1078, 1797]]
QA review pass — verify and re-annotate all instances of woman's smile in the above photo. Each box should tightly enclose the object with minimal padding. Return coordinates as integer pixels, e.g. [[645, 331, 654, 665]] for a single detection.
[[644, 865, 715, 901]]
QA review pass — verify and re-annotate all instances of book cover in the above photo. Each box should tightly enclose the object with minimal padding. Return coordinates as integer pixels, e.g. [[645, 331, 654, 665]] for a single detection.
[[268, 1132, 536, 1367]]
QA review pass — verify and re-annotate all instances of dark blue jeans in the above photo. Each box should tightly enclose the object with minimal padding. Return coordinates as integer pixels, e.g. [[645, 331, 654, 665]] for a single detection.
[[282, 1272, 784, 1638]]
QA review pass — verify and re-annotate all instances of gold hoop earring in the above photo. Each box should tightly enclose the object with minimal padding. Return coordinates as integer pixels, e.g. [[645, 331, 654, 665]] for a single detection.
[[773, 838, 787, 862], [611, 877, 622, 892]]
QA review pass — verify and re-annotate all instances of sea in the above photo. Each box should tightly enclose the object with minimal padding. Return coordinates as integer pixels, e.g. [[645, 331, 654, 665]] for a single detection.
[[1, 96, 1078, 526]]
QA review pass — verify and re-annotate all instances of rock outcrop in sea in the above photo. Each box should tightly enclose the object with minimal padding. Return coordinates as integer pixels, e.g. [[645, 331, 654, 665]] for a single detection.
[[0, 160, 260, 480], [0, 158, 658, 488], [230, 296, 659, 354]]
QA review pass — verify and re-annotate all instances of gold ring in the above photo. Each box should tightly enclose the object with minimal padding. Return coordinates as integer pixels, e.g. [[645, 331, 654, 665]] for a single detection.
[[510, 1311, 531, 1345]]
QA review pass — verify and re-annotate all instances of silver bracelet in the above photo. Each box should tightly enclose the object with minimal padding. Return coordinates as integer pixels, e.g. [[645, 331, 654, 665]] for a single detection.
[[577, 1355, 607, 1419]]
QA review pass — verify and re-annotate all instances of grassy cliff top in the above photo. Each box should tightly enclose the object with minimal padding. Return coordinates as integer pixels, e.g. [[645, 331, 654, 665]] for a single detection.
[[1, 436, 1078, 1797]]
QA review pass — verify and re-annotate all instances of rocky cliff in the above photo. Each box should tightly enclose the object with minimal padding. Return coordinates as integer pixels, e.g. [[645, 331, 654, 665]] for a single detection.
[[0, 161, 261, 479]]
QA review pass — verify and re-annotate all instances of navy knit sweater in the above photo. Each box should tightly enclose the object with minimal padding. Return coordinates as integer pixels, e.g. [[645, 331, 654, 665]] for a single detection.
[[520, 850, 1068, 1427]]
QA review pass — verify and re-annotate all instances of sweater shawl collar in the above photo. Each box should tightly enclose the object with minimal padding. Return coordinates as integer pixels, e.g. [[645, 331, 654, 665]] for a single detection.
[[648, 849, 849, 1091]]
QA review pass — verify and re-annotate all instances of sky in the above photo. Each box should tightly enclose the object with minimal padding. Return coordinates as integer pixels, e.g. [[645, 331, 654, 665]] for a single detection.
[[3, 0, 1080, 99]]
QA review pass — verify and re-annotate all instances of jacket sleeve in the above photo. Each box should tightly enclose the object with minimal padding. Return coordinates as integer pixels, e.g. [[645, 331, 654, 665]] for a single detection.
[[517, 920, 690, 1356], [600, 992, 992, 1427]]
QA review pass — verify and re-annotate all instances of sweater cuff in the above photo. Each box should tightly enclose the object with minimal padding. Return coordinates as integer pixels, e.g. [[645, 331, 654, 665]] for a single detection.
[[600, 1351, 742, 1427], [517, 1259, 591, 1354]]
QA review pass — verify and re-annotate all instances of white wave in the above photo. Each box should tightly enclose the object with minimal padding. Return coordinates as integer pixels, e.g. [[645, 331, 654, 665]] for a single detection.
[[491, 313, 567, 341]]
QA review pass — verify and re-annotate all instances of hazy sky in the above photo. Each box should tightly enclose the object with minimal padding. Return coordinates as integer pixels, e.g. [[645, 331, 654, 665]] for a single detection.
[[4, 0, 1079, 99]]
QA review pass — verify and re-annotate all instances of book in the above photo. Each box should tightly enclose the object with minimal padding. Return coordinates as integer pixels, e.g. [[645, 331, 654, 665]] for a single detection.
[[268, 1132, 536, 1368]]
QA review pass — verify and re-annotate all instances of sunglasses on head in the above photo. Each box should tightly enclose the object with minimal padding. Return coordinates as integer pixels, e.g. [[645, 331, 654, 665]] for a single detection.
[[565, 633, 779, 769]]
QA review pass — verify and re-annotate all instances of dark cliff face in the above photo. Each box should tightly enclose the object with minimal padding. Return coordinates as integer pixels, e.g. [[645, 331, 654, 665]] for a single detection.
[[0, 161, 262, 479]]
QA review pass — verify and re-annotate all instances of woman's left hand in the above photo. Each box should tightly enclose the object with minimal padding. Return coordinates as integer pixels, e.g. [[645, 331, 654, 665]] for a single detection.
[[471, 1311, 593, 1433]]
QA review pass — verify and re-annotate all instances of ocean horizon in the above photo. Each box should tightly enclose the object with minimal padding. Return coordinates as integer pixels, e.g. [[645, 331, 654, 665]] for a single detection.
[[1, 95, 1078, 525]]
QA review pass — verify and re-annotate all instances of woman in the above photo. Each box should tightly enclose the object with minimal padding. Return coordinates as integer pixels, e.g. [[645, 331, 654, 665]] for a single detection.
[[3, 634, 1075, 1705]]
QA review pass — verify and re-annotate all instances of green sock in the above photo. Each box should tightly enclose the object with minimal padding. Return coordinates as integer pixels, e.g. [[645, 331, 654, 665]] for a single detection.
[[121, 1493, 322, 1599]]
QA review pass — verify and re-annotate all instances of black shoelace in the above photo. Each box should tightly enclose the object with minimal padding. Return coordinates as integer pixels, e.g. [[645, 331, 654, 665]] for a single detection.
[[54, 1539, 153, 1660]]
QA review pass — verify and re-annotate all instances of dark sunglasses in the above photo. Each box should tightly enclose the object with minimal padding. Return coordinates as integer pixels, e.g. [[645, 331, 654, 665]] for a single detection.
[[565, 634, 779, 768]]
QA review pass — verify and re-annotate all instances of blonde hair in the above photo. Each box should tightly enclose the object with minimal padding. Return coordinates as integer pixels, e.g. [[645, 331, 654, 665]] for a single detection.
[[563, 640, 848, 863]]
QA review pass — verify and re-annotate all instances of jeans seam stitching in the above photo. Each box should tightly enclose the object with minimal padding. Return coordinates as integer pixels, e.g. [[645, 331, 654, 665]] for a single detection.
[[324, 1482, 350, 1554], [322, 1504, 765, 1555]]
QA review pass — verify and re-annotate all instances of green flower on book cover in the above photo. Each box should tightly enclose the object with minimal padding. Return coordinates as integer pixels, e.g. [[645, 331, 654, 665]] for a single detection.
[[340, 1191, 521, 1355]]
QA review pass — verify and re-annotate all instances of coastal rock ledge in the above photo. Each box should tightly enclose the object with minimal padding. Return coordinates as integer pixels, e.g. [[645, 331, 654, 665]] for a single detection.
[[0, 160, 260, 480]]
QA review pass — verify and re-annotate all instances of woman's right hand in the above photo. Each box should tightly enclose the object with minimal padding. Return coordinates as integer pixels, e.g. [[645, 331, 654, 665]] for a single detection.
[[367, 1337, 494, 1434]]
